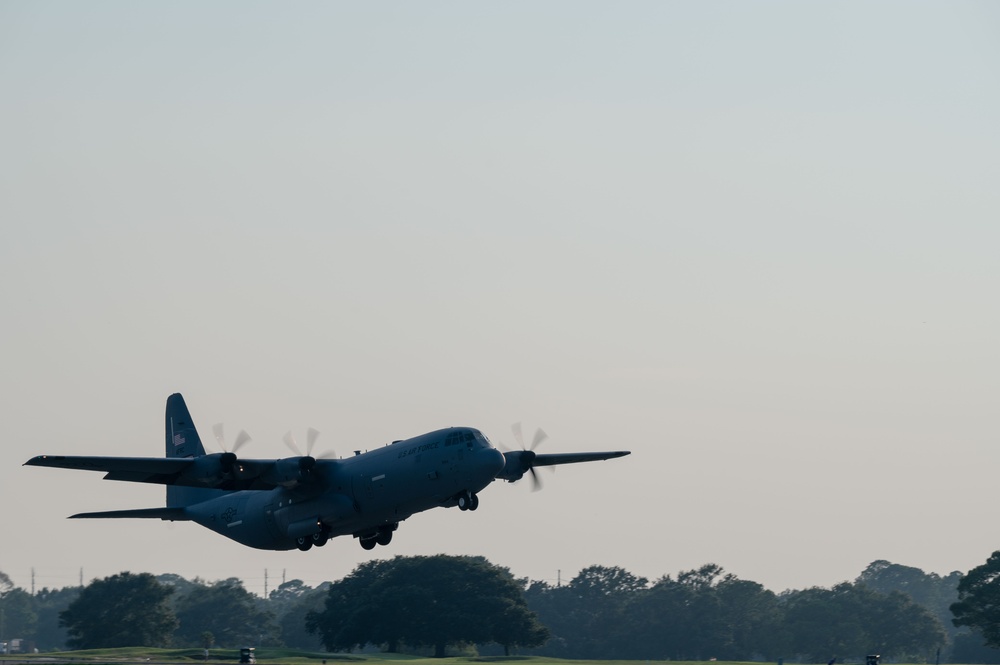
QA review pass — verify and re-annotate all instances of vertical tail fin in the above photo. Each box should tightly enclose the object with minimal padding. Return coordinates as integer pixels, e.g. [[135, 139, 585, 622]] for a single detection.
[[165, 393, 220, 508], [165, 393, 207, 458]]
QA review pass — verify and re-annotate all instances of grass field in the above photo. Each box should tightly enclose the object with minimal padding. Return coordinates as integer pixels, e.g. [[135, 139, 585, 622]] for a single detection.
[[0, 653, 945, 665], [0, 651, 780, 665]]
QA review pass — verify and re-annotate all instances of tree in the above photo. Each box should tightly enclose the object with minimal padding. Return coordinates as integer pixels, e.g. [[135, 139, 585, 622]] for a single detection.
[[618, 575, 692, 660], [952, 551, 1000, 648], [174, 578, 277, 647], [712, 576, 783, 660], [59, 572, 177, 648], [524, 565, 646, 659], [262, 578, 331, 650], [862, 587, 945, 659], [569, 565, 648, 597], [155, 573, 201, 601], [782, 584, 870, 661], [782, 582, 945, 663], [33, 586, 80, 650], [623, 564, 780, 661], [0, 588, 38, 640], [857, 559, 963, 641], [308, 555, 547, 657], [306, 560, 393, 653]]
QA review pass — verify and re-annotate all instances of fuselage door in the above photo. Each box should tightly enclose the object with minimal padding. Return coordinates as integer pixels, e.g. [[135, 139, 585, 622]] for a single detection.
[[352, 473, 373, 511], [263, 503, 281, 539]]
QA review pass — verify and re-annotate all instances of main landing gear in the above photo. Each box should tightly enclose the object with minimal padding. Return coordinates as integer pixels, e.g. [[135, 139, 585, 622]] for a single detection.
[[457, 490, 479, 511], [296, 525, 330, 551], [357, 523, 397, 551]]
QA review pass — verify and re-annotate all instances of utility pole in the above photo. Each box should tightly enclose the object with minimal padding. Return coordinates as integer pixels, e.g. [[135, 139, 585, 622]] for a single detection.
[[31, 568, 35, 596], [282, 569, 286, 586], [557, 569, 561, 587], [79, 568, 83, 587], [264, 569, 268, 598]]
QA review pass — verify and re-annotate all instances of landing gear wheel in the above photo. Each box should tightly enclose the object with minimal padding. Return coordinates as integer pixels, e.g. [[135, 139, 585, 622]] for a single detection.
[[469, 493, 479, 511], [457, 491, 471, 511], [360, 537, 377, 551], [312, 531, 329, 547], [376, 530, 393, 546], [296, 537, 313, 551]]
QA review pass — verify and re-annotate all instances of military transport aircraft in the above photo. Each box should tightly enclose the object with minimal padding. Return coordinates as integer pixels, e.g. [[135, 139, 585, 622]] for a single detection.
[[25, 394, 630, 551]]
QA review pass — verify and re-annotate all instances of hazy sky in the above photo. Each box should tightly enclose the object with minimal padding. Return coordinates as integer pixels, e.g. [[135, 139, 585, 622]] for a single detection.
[[2, 1, 998, 596]]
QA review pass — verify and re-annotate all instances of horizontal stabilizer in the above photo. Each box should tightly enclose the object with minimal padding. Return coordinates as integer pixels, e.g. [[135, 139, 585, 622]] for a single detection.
[[70, 507, 189, 521]]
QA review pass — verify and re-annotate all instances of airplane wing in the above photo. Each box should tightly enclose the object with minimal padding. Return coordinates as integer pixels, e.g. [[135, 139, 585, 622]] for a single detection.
[[531, 451, 631, 467], [24, 455, 192, 482], [496, 449, 630, 485], [70, 507, 189, 520], [23, 454, 328, 491]]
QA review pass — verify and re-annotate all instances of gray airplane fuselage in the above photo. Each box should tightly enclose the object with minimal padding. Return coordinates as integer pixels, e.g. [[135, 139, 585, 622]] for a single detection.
[[185, 428, 505, 550]]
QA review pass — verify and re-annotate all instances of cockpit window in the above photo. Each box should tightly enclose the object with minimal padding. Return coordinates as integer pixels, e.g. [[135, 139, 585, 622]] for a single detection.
[[445, 428, 492, 448]]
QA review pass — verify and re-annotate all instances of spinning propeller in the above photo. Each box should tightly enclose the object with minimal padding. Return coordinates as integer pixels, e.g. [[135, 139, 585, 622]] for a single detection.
[[282, 428, 335, 475], [212, 423, 252, 474], [505, 422, 551, 491], [282, 427, 321, 457]]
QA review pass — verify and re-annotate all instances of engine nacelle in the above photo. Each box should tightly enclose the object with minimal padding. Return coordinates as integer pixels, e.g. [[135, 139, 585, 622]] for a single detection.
[[494, 450, 532, 482], [178, 453, 231, 485], [260, 457, 315, 488]]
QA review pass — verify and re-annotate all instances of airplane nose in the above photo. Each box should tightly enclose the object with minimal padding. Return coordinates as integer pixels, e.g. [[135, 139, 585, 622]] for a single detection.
[[485, 447, 505, 477]]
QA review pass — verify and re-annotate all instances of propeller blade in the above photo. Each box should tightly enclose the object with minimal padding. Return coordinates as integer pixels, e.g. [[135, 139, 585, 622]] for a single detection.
[[282, 431, 302, 456], [505, 423, 549, 489], [232, 430, 252, 453], [212, 423, 252, 454], [212, 423, 226, 451], [511, 422, 525, 449], [306, 427, 320, 456], [529, 467, 542, 491]]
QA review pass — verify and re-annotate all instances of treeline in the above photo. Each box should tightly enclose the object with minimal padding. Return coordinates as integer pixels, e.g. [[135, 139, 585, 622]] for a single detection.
[[2, 557, 1000, 662], [0, 570, 328, 652], [525, 562, 945, 662]]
